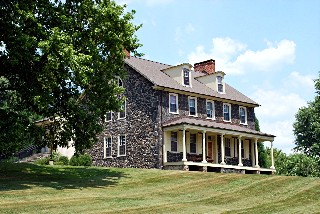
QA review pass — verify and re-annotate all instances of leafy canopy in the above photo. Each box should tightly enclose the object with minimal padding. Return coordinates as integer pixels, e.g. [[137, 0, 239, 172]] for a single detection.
[[293, 73, 320, 158], [0, 0, 142, 154]]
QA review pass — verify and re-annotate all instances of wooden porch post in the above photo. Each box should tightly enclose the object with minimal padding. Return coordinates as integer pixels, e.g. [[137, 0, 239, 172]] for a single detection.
[[270, 141, 275, 169], [254, 138, 260, 168], [220, 134, 226, 165], [238, 136, 243, 166], [182, 128, 187, 161], [202, 130, 207, 163]]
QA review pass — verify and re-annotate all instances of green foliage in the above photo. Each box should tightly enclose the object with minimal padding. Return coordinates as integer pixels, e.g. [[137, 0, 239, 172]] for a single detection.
[[34, 156, 50, 165], [0, 0, 142, 154], [58, 156, 69, 165], [293, 73, 320, 158], [266, 148, 320, 177], [69, 154, 92, 166]]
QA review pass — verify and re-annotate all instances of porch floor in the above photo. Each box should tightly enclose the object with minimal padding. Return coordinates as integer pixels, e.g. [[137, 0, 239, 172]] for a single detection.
[[164, 161, 275, 175]]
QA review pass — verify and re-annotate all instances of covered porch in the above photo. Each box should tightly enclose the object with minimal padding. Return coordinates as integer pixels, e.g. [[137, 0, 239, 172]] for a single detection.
[[162, 121, 275, 174]]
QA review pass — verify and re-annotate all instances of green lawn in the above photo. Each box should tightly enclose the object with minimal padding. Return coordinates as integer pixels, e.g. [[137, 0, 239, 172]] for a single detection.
[[0, 163, 319, 214]]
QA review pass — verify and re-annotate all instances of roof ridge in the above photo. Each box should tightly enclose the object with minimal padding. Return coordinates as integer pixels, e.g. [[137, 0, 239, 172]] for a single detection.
[[130, 56, 172, 67]]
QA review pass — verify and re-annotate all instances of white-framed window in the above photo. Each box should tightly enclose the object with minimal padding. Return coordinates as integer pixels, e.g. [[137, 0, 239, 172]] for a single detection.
[[182, 68, 191, 86], [190, 133, 197, 153], [169, 93, 179, 114], [105, 111, 112, 122], [188, 97, 197, 116], [171, 132, 178, 152], [118, 99, 126, 119], [104, 136, 112, 158], [217, 76, 224, 93], [118, 77, 123, 87], [118, 135, 126, 156], [239, 106, 247, 125], [225, 138, 231, 157], [223, 103, 231, 122], [206, 100, 215, 119]]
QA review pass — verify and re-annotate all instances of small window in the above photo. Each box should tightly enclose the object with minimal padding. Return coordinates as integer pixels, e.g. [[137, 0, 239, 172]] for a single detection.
[[225, 138, 231, 157], [183, 68, 190, 86], [118, 99, 126, 119], [118, 77, 123, 87], [217, 76, 224, 93], [171, 132, 178, 152], [190, 134, 197, 153], [118, 135, 126, 156], [239, 107, 247, 124], [188, 97, 197, 116], [169, 94, 178, 114], [206, 100, 214, 119], [223, 103, 231, 122], [104, 136, 112, 158], [105, 111, 112, 122]]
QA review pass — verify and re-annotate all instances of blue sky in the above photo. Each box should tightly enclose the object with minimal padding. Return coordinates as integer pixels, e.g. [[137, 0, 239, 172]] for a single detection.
[[118, 0, 320, 154]]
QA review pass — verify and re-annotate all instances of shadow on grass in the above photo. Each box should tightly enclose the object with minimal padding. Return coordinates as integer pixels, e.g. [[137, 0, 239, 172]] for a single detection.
[[0, 162, 128, 191]]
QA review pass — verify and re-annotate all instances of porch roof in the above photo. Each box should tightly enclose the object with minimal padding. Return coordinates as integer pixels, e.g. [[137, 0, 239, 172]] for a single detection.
[[162, 117, 275, 139]]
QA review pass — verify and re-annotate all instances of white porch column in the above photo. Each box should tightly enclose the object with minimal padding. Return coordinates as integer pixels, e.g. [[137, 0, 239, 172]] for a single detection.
[[182, 128, 187, 161], [251, 140, 255, 167], [254, 138, 260, 168], [270, 141, 275, 169], [220, 134, 226, 165], [238, 136, 243, 166], [163, 141, 167, 163], [202, 130, 207, 163]]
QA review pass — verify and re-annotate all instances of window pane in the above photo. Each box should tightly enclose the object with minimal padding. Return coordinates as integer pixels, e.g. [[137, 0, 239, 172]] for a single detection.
[[225, 138, 231, 156], [106, 112, 112, 121], [217, 76, 222, 83], [218, 84, 223, 92], [224, 104, 230, 121], [207, 102, 213, 118], [189, 98, 196, 115], [119, 100, 126, 118], [170, 95, 177, 113], [190, 134, 196, 153], [183, 68, 190, 85], [171, 132, 177, 152]]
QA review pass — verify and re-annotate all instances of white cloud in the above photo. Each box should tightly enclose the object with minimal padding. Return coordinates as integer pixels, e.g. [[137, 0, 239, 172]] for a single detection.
[[187, 38, 296, 75], [231, 40, 296, 73], [252, 89, 306, 119], [252, 89, 307, 154], [286, 71, 316, 92]]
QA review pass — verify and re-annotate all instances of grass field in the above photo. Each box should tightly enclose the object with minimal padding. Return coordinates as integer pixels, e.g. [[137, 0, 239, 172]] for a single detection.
[[0, 163, 320, 214]]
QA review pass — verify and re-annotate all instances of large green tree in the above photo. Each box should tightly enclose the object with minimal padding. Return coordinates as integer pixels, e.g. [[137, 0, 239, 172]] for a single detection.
[[293, 73, 320, 158], [0, 0, 141, 155], [255, 116, 268, 168]]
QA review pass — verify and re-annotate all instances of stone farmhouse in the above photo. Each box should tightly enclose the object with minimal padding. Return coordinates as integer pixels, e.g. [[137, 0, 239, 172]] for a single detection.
[[88, 55, 276, 174]]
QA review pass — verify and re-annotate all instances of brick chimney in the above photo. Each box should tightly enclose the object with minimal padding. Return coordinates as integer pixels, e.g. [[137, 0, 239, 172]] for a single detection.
[[194, 59, 215, 74], [124, 49, 130, 58]]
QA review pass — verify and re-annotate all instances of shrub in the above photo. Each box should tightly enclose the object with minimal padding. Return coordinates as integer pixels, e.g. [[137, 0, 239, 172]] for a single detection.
[[58, 156, 69, 165], [69, 154, 92, 166], [34, 156, 50, 165]]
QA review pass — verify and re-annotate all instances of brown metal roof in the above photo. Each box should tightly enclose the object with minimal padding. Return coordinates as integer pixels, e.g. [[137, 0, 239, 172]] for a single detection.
[[163, 116, 275, 138], [124, 57, 259, 106]]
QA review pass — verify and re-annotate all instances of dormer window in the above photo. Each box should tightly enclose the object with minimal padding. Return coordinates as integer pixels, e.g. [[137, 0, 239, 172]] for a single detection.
[[183, 68, 191, 86], [217, 76, 224, 93]]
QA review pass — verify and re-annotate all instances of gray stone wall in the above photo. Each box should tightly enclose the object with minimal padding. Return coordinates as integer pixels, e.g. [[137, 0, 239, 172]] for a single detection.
[[88, 64, 163, 169]]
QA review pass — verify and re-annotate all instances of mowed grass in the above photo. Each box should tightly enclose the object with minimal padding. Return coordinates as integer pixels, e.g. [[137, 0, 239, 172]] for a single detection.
[[0, 163, 320, 214]]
